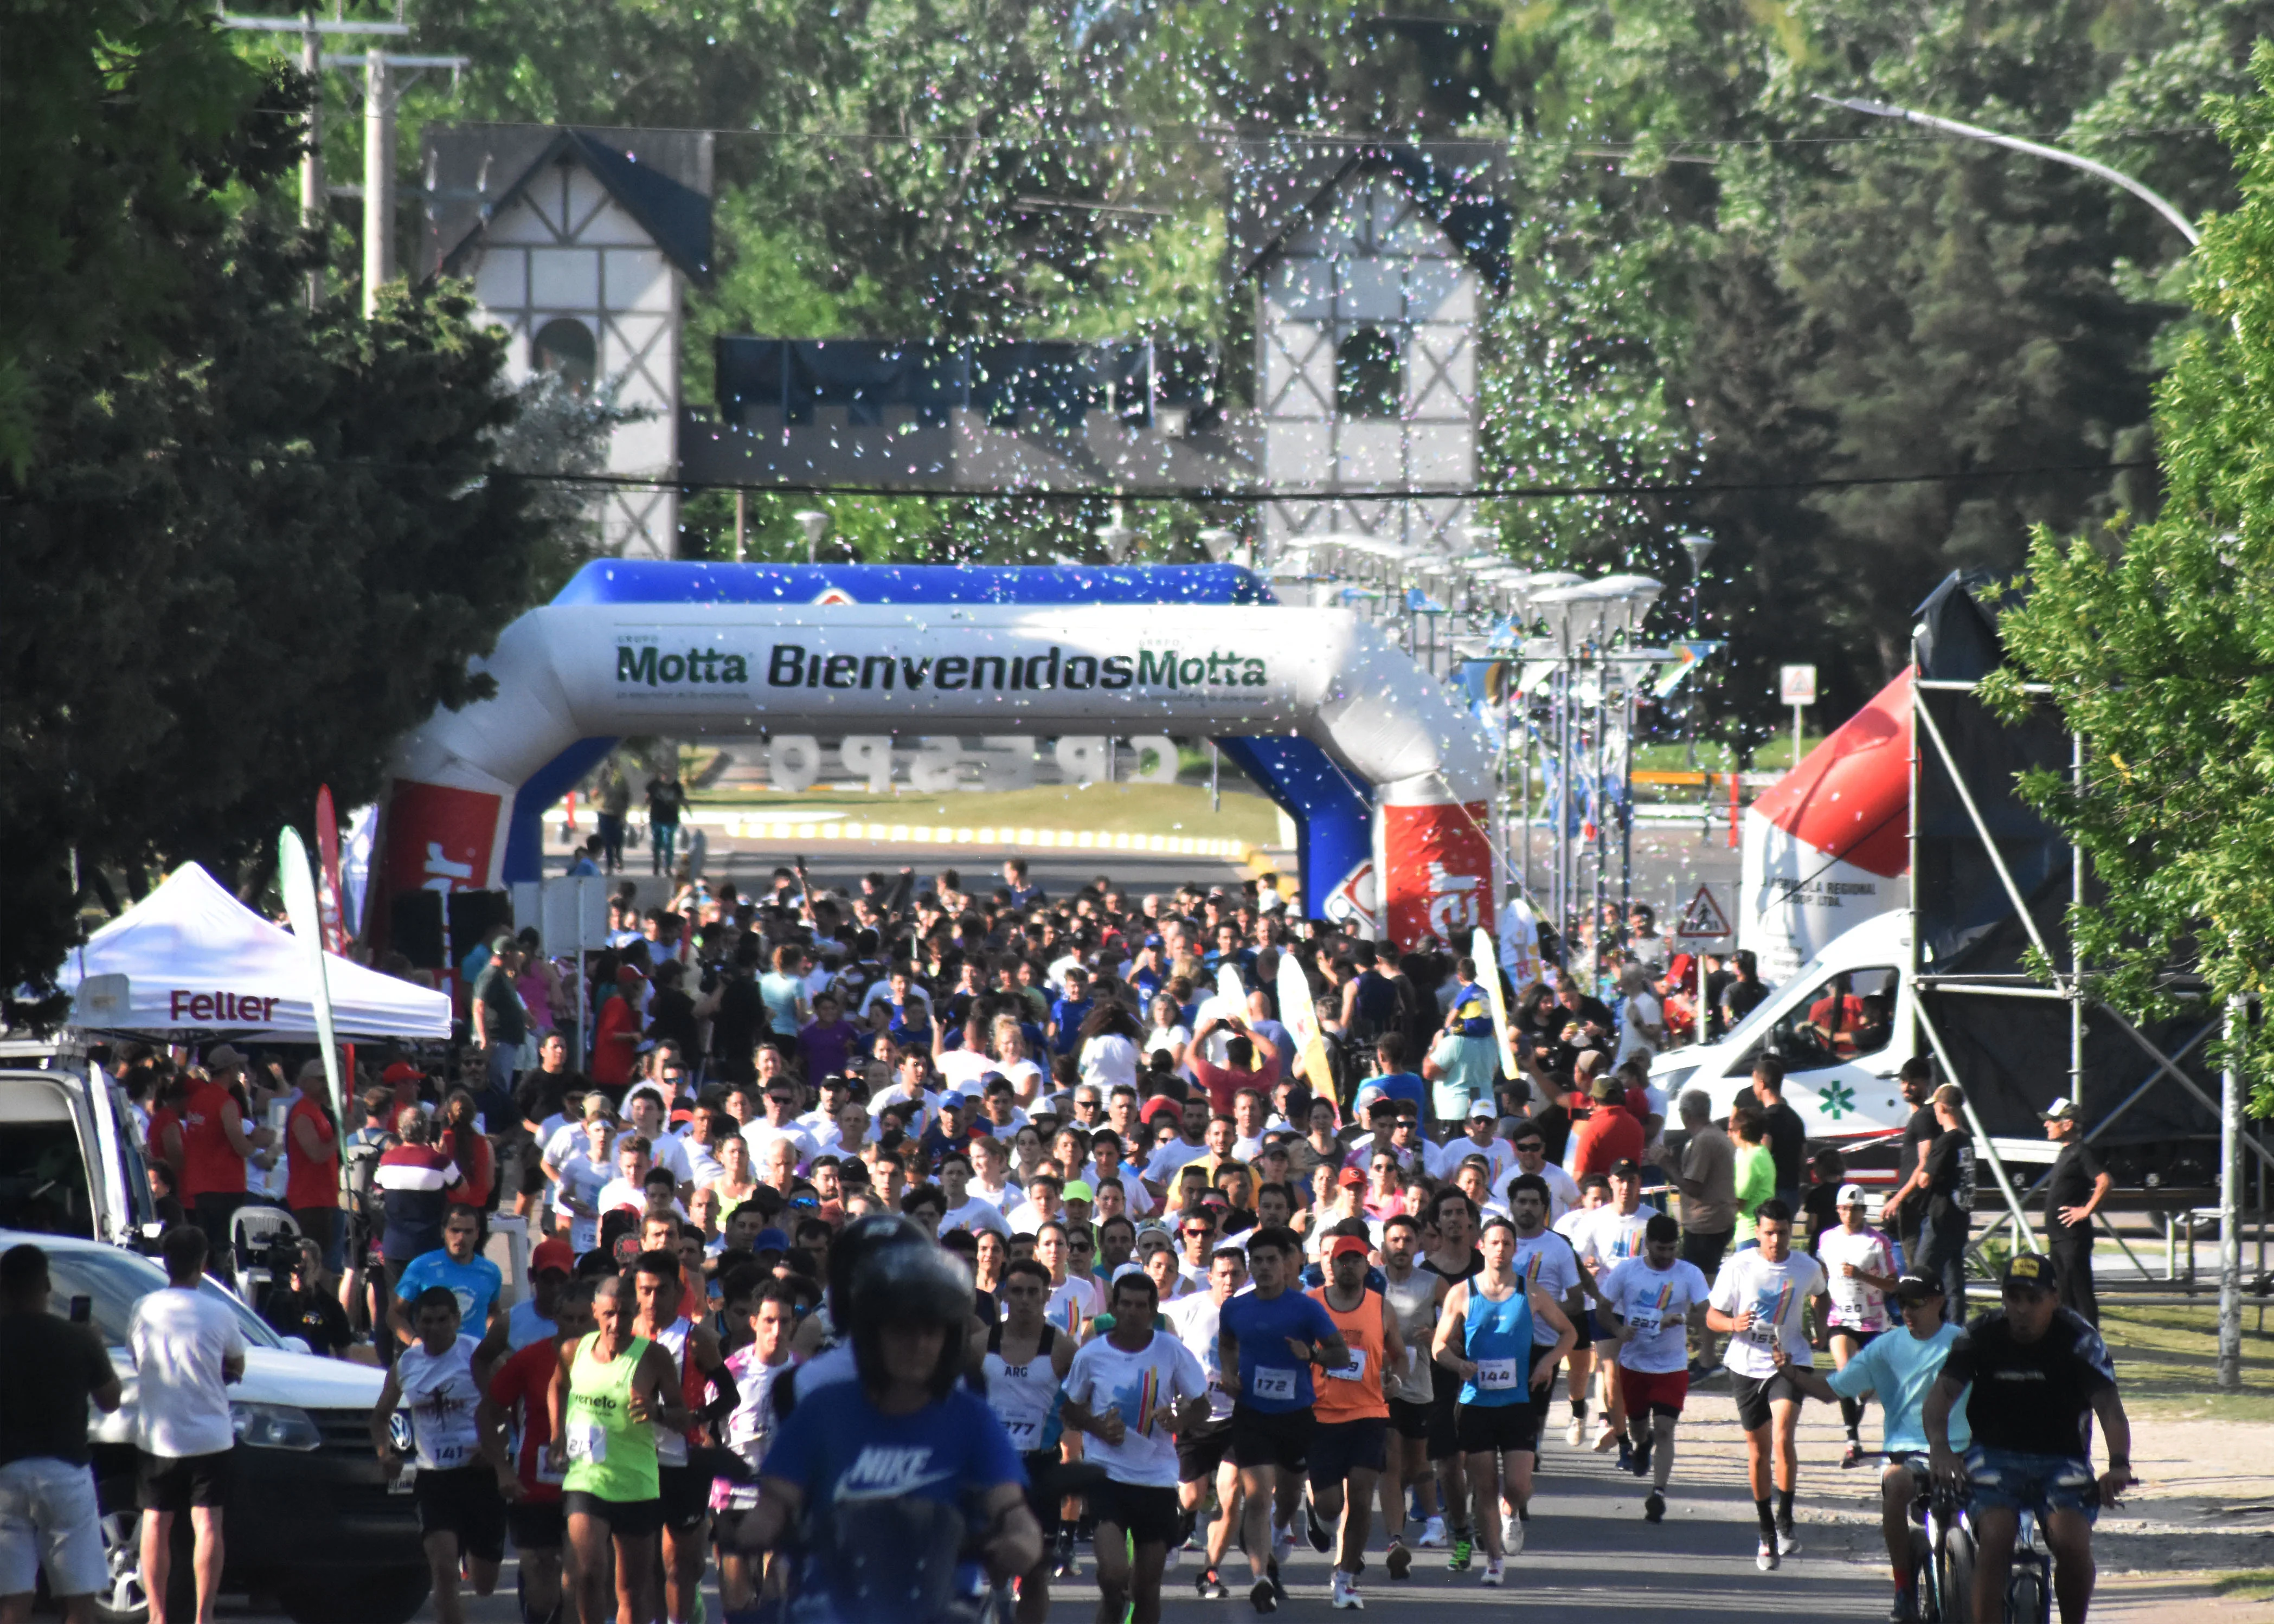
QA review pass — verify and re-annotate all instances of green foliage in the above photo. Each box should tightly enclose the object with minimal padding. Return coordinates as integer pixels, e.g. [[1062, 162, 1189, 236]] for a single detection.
[[1989, 42, 2274, 1114]]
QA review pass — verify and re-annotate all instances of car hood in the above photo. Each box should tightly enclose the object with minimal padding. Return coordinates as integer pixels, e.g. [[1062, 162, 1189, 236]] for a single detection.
[[97, 1345, 386, 1442]]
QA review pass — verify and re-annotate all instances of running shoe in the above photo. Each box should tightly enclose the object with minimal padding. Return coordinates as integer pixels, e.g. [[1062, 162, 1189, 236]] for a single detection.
[[1631, 1435, 1654, 1478], [1480, 1558, 1505, 1587], [1564, 1414, 1585, 1448], [1249, 1579, 1277, 1615], [1841, 1440, 1864, 1470], [1502, 1513, 1525, 1556], [1267, 1557, 1286, 1603], [1271, 1523, 1295, 1565], [1385, 1539, 1412, 1581], [1776, 1519, 1800, 1555], [1197, 1567, 1228, 1600], [1616, 1434, 1635, 1473], [1305, 1498, 1333, 1554], [1447, 1534, 1473, 1573], [1592, 1419, 1620, 1453], [1888, 1585, 1920, 1623], [1165, 1545, 1183, 1575], [1415, 1516, 1446, 1549], [1329, 1571, 1363, 1612], [1643, 1490, 1665, 1524], [1756, 1536, 1780, 1573], [1053, 1528, 1078, 1578]]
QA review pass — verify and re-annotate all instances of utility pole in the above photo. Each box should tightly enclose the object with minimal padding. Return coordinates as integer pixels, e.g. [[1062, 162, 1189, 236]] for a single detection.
[[363, 49, 393, 315], [300, 17, 323, 306]]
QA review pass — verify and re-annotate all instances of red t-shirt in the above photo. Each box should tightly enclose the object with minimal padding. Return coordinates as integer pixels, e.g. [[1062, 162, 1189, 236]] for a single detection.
[[1567, 1104, 1645, 1177], [1191, 1055, 1280, 1117], [486, 1338, 563, 1501], [179, 1079, 243, 1201], [284, 1092, 338, 1211], [145, 1106, 182, 1171]]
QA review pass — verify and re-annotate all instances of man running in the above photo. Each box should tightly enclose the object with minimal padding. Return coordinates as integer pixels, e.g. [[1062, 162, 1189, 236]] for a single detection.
[[1771, 1273, 1969, 1622], [628, 1250, 736, 1624], [1164, 1246, 1249, 1600], [371, 1287, 506, 1624], [1502, 1174, 1584, 1555], [1816, 1184, 1902, 1468], [1416, 1190, 1480, 1564], [986, 1260, 1077, 1624], [1429, 1217, 1575, 1587], [1376, 1214, 1441, 1559], [714, 1281, 798, 1620], [549, 1276, 688, 1624], [1218, 1227, 1349, 1614], [1063, 1273, 1211, 1624], [1925, 1253, 2131, 1624], [1307, 1233, 1408, 1608], [1595, 1215, 1711, 1525], [480, 1281, 596, 1624], [1704, 1200, 1829, 1571], [1569, 1161, 1653, 1461]]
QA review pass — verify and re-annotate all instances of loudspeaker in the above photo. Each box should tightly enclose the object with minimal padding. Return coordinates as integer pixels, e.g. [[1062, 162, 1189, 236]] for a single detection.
[[389, 891, 445, 970]]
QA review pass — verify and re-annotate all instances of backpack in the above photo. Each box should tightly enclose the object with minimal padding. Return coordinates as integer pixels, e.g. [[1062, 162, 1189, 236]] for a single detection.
[[341, 1129, 393, 1255]]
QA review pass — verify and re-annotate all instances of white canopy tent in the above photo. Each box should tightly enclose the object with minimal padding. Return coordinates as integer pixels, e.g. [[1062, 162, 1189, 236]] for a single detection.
[[59, 863, 451, 1040]]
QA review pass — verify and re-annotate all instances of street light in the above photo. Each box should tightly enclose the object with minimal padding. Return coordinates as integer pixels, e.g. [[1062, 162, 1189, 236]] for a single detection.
[[793, 509, 831, 563]]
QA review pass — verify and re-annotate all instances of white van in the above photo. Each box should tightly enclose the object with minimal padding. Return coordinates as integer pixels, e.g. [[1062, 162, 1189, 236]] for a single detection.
[[0, 1039, 157, 1243], [1648, 909, 1918, 1143]]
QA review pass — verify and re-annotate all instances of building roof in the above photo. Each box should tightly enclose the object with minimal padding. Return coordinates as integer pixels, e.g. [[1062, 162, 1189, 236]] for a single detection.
[[416, 124, 715, 285], [1227, 138, 1512, 292]]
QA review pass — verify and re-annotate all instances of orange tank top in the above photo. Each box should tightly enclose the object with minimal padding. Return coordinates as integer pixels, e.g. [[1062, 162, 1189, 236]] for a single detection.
[[1307, 1285, 1389, 1422]]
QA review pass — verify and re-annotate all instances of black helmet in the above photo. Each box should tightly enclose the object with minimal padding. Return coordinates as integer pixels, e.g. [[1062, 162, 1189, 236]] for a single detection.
[[845, 1228, 975, 1400], [826, 1211, 925, 1316]]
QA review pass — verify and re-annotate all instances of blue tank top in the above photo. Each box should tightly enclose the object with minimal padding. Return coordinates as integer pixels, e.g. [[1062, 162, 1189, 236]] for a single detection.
[[1457, 1281, 1535, 1408]]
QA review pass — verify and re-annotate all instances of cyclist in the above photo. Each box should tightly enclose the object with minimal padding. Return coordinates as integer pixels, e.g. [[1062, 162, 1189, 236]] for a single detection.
[[1218, 1226, 1350, 1614], [1062, 1271, 1211, 1624], [1595, 1214, 1711, 1525], [1376, 1214, 1441, 1568], [1429, 1215, 1575, 1587], [1770, 1273, 1969, 1623], [985, 1260, 1077, 1624], [1502, 1174, 1585, 1555], [1306, 1232, 1410, 1608], [1704, 1199, 1828, 1571], [370, 1286, 506, 1624], [1817, 1184, 1903, 1469], [1924, 1253, 2131, 1624], [1164, 1246, 1249, 1600], [728, 1224, 1044, 1624]]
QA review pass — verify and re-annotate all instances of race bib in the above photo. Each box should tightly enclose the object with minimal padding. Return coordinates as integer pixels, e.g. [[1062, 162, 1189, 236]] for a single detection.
[[1474, 1357, 1519, 1392], [1001, 1417, 1043, 1450], [1745, 1317, 1778, 1348], [388, 1465, 416, 1495], [564, 1419, 608, 1465], [423, 1439, 471, 1470], [1324, 1350, 1367, 1382], [535, 1450, 566, 1486], [1626, 1311, 1662, 1337], [1251, 1365, 1299, 1403]]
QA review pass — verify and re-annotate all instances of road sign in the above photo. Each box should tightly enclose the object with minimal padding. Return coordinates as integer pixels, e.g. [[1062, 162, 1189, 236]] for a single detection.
[[1778, 664, 1817, 705], [1676, 883, 1732, 939]]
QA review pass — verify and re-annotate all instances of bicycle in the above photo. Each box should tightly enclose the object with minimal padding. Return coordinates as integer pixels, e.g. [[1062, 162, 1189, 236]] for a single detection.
[[1913, 1481, 2053, 1624]]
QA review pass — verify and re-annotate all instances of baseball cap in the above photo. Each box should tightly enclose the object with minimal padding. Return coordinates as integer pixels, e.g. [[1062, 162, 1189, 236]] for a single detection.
[[2040, 1096, 2082, 1123], [1139, 1096, 1183, 1126], [1134, 1223, 1177, 1254], [751, 1228, 791, 1254], [1589, 1072, 1622, 1100], [1835, 1182, 1867, 1207], [382, 1061, 422, 1085], [939, 1091, 968, 1110], [1063, 1180, 1095, 1202], [2002, 1252, 2058, 1292], [1467, 1098, 1496, 1120], [582, 1094, 617, 1120], [1608, 1158, 1641, 1179], [1328, 1234, 1372, 1261], [206, 1045, 247, 1072], [1892, 1273, 1945, 1304], [530, 1238, 575, 1276], [1336, 1165, 1367, 1188]]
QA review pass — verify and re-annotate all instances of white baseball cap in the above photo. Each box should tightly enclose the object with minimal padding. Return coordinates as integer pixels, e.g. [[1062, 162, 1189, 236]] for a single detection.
[[1835, 1183, 1867, 1207]]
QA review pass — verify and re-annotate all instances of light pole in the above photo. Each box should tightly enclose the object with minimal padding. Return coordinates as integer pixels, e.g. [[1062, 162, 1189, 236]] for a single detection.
[[1678, 533, 1714, 768], [1816, 95, 2200, 247], [793, 509, 830, 563]]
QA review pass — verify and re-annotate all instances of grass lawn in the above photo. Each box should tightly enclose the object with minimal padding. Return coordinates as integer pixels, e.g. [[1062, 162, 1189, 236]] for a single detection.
[[2213, 1570, 2274, 1600], [2097, 1302, 2274, 1422], [685, 779, 1289, 848]]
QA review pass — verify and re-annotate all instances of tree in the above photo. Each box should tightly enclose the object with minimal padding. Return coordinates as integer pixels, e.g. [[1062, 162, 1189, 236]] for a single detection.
[[1988, 43, 2274, 1113]]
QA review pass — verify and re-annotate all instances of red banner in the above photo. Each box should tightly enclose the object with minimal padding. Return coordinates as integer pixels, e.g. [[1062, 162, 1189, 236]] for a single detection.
[[366, 779, 503, 951], [314, 785, 350, 951], [1382, 800, 1493, 950]]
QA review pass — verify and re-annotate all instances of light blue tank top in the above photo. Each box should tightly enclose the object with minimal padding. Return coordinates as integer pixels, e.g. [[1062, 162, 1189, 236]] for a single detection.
[[1458, 1281, 1535, 1408]]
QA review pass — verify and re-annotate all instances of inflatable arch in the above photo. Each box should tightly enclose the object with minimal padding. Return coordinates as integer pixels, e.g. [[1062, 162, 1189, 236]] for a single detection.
[[369, 562, 1497, 948]]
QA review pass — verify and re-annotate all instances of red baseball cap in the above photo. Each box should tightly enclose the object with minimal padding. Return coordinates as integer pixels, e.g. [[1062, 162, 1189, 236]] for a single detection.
[[1328, 1235, 1372, 1260], [381, 1061, 421, 1085], [530, 1238, 575, 1276], [1140, 1095, 1183, 1126], [1335, 1165, 1366, 1188]]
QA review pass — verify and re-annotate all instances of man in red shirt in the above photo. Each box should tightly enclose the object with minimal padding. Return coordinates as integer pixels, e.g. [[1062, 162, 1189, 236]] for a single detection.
[[1566, 1073, 1645, 1177], [1186, 1015, 1281, 1116], [180, 1046, 275, 1250], [479, 1281, 594, 1624]]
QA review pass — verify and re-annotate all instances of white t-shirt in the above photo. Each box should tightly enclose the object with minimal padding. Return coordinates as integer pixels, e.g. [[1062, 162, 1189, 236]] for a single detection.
[[1569, 1206, 1654, 1276], [396, 1333, 485, 1470], [1144, 1139, 1211, 1187], [1710, 1249, 1828, 1380], [1044, 1275, 1104, 1336], [1509, 1229, 1583, 1347], [1428, 1135, 1514, 1186], [1818, 1225, 1900, 1333], [128, 1287, 248, 1458], [866, 1084, 942, 1133], [742, 1119, 821, 1167], [935, 1049, 1000, 1093], [1063, 1330, 1209, 1489], [1506, 1162, 1582, 1223], [1614, 992, 1665, 1066], [631, 1130, 694, 1185], [1162, 1293, 1234, 1423], [942, 1197, 1011, 1238], [1079, 1034, 1141, 1093], [1598, 1258, 1711, 1375]]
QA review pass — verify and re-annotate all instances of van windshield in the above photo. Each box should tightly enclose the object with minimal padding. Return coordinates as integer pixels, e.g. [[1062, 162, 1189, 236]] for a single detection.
[[39, 1246, 280, 1351], [0, 1120, 97, 1239]]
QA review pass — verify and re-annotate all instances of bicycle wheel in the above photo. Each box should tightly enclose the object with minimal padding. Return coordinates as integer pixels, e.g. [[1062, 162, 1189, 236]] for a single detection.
[[1938, 1521, 1977, 1624], [2007, 1564, 2048, 1624], [1907, 1528, 1939, 1623]]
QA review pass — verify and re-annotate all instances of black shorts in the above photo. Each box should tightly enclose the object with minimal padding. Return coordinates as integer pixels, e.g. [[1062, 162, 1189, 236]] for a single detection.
[[507, 1499, 566, 1551], [137, 1447, 235, 1512], [1425, 1361, 1463, 1461], [1454, 1402, 1539, 1456], [1526, 1372, 1560, 1434], [1730, 1370, 1808, 1433], [1386, 1398, 1433, 1442], [1569, 1313, 1594, 1350], [1089, 1480, 1183, 1549], [563, 1491, 666, 1537], [1174, 1428, 1234, 1485], [413, 1465, 507, 1562], [1018, 1448, 1064, 1537], [657, 1464, 710, 1530], [1228, 1404, 1313, 1474], [1829, 1325, 1884, 1350], [1306, 1417, 1387, 1486]]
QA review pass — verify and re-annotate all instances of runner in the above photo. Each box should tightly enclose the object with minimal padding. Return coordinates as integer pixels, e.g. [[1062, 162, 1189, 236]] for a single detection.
[[1502, 1173, 1585, 1553], [1428, 1216, 1574, 1586], [628, 1249, 737, 1624], [371, 1287, 506, 1624], [1569, 1161, 1654, 1461], [1062, 1272, 1211, 1624], [1416, 1190, 1480, 1565], [1164, 1246, 1249, 1601], [1306, 1233, 1409, 1608], [1925, 1253, 2131, 1624], [1704, 1200, 1829, 1571], [1036, 1221, 1104, 1338], [985, 1260, 1077, 1624], [1374, 1214, 1441, 1559], [1594, 1215, 1711, 1526], [1770, 1273, 1969, 1623], [1217, 1226, 1350, 1614], [1816, 1184, 1902, 1468], [479, 1281, 596, 1624], [714, 1280, 799, 1620], [548, 1275, 688, 1624]]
